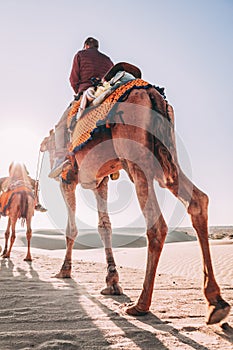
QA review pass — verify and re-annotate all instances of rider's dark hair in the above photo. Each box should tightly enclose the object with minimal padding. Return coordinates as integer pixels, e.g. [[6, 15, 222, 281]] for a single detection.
[[84, 37, 99, 49]]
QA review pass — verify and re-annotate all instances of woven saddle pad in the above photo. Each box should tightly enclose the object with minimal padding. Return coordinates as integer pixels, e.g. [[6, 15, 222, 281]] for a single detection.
[[70, 78, 150, 151]]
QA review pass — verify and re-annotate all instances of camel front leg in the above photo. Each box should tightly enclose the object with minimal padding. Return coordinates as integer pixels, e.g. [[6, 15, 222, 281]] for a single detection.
[[125, 164, 168, 315], [167, 169, 230, 324], [2, 218, 11, 257], [93, 177, 123, 295], [55, 181, 78, 278]]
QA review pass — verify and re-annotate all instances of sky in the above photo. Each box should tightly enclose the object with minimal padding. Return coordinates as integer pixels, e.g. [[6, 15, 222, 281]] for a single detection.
[[0, 0, 232, 230]]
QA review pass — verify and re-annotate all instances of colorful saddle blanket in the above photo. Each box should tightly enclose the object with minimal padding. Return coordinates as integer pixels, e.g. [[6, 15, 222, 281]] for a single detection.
[[0, 186, 34, 216], [68, 78, 152, 152]]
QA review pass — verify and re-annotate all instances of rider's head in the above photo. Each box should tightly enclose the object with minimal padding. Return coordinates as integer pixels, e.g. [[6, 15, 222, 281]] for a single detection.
[[83, 37, 99, 49]]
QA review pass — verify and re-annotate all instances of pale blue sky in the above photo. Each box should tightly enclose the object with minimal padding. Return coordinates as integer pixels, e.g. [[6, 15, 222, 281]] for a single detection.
[[0, 0, 232, 228]]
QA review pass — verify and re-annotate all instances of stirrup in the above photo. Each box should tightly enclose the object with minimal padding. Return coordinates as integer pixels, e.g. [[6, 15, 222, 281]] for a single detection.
[[35, 204, 47, 212], [49, 159, 70, 179]]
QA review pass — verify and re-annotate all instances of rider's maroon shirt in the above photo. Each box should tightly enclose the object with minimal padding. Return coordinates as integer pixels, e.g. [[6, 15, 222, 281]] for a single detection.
[[69, 47, 113, 94]]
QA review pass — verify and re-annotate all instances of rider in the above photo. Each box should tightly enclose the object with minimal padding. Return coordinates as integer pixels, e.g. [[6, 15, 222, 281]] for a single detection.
[[49, 37, 114, 178], [0, 163, 47, 212]]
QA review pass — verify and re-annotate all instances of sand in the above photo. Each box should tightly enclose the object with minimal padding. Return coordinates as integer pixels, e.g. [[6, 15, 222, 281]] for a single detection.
[[0, 228, 232, 349]]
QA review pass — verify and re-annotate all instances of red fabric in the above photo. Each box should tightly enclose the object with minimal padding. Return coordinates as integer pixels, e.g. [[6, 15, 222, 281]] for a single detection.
[[69, 47, 113, 93], [0, 186, 34, 216]]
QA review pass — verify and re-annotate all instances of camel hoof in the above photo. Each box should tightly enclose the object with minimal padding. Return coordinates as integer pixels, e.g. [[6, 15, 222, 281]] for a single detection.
[[1, 250, 7, 257], [206, 299, 231, 325], [125, 303, 149, 316], [54, 271, 71, 279], [101, 284, 123, 295], [24, 257, 32, 262], [2, 254, 10, 259]]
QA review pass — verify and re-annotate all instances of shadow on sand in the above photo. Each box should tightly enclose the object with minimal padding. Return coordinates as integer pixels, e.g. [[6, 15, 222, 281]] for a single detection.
[[0, 251, 230, 349]]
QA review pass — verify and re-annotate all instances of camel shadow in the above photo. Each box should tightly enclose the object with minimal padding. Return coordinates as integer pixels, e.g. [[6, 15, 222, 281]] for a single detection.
[[216, 322, 233, 345], [0, 253, 113, 349], [0, 253, 169, 349], [131, 311, 210, 350], [64, 277, 170, 350], [0, 253, 224, 350], [65, 271, 212, 350]]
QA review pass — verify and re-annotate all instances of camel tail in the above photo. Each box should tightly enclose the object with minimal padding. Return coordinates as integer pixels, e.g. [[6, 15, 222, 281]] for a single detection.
[[19, 191, 29, 227]]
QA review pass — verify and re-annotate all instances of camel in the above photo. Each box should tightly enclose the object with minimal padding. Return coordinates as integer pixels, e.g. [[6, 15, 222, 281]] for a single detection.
[[0, 163, 35, 261], [40, 79, 230, 325]]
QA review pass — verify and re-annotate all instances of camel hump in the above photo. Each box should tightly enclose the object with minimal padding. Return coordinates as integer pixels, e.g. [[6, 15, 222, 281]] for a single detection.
[[104, 62, 142, 82]]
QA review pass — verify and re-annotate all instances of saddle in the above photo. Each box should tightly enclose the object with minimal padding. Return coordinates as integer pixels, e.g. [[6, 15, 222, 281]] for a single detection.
[[103, 62, 142, 82], [89, 62, 142, 107], [70, 79, 151, 151], [67, 62, 143, 131]]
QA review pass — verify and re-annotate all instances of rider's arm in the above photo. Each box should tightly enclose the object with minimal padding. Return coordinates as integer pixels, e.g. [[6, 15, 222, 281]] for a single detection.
[[69, 53, 80, 94]]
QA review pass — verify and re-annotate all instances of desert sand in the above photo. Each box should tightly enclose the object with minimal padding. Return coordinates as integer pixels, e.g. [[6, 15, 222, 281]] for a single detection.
[[0, 228, 232, 349]]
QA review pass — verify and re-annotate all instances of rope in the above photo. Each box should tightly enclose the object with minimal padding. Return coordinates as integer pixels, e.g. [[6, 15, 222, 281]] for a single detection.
[[36, 150, 44, 181], [35, 150, 45, 199]]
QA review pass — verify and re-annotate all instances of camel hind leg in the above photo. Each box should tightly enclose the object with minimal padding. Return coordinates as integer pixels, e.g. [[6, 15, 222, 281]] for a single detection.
[[167, 169, 230, 324], [2, 218, 11, 257], [3, 215, 17, 258], [125, 162, 168, 315], [93, 177, 123, 295]]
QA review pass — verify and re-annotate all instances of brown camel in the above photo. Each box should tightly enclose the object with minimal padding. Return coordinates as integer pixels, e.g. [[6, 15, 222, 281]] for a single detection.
[[41, 82, 230, 325], [0, 163, 35, 261]]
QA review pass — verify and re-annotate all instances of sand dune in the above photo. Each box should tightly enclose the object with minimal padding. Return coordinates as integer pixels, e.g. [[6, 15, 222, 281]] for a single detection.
[[6, 228, 197, 251], [1, 227, 232, 285]]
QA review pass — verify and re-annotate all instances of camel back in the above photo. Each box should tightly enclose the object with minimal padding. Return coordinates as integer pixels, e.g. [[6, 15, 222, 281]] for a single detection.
[[0, 187, 34, 218]]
